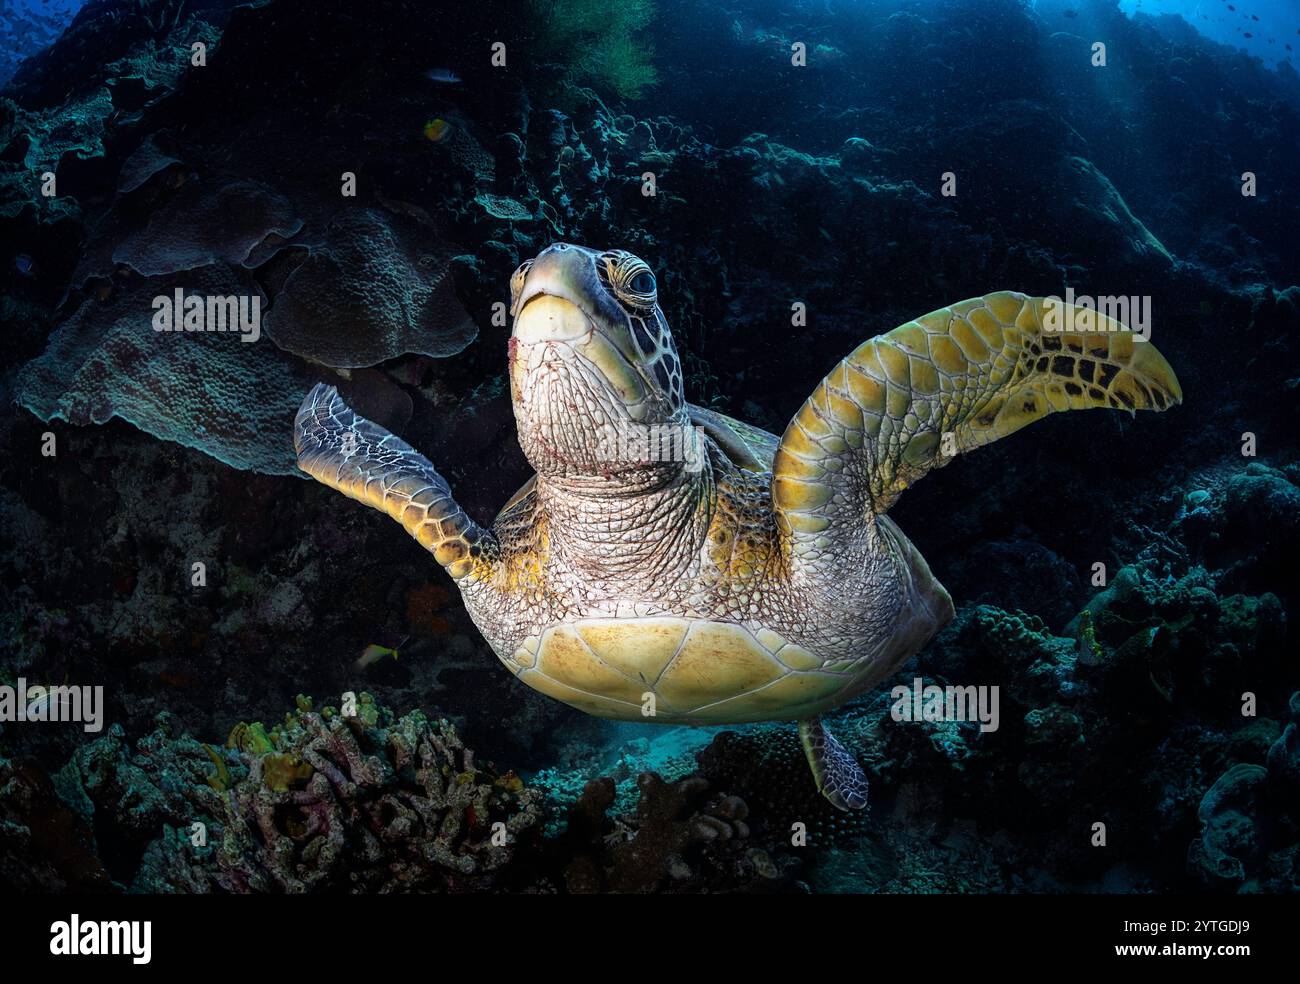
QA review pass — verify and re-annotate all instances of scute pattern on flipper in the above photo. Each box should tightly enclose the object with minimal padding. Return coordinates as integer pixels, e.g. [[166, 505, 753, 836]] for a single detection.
[[799, 718, 869, 812], [294, 384, 497, 581], [772, 291, 1183, 533]]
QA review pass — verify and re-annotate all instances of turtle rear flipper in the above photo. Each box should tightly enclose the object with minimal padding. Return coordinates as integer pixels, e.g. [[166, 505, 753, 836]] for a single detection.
[[295, 384, 497, 582], [800, 718, 868, 811], [773, 291, 1181, 536]]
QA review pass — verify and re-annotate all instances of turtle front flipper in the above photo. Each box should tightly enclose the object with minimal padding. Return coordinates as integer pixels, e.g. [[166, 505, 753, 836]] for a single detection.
[[772, 291, 1181, 534], [294, 384, 497, 582], [799, 718, 868, 811], [687, 403, 778, 472]]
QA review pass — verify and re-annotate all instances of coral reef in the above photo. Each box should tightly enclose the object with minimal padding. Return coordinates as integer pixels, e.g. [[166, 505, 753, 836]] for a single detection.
[[1188, 692, 1300, 893], [61, 694, 542, 893], [0, 745, 113, 892], [555, 771, 800, 893], [263, 208, 476, 368], [0, 0, 1295, 895], [16, 263, 316, 475], [696, 725, 874, 847]]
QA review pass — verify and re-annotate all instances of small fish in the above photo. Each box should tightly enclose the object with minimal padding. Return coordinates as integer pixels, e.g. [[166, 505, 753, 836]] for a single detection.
[[14, 253, 35, 275], [1245, 32, 1252, 38], [1251, 14, 1258, 21], [355, 642, 400, 670], [424, 68, 461, 84], [423, 117, 451, 142]]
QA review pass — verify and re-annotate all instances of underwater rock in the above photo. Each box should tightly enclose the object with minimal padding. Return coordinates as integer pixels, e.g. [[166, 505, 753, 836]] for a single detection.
[[0, 749, 113, 892], [65, 695, 542, 893], [557, 770, 798, 894], [696, 726, 872, 846], [4, 0, 226, 111], [1055, 156, 1174, 270]]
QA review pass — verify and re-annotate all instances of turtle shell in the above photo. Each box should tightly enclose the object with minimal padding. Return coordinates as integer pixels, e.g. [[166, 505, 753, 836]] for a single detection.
[[502, 618, 858, 724]]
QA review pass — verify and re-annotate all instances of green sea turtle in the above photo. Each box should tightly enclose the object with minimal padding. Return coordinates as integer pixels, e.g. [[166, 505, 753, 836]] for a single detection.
[[295, 243, 1181, 810]]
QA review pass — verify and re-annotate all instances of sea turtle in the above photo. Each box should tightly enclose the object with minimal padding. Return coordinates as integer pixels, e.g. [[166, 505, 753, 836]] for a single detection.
[[295, 242, 1181, 810]]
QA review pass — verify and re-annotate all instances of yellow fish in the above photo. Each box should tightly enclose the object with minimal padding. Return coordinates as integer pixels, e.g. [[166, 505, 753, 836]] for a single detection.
[[355, 643, 400, 670], [423, 118, 451, 142]]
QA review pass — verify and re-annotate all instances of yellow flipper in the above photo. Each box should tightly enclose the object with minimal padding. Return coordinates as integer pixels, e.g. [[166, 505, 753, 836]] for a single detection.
[[772, 291, 1182, 535], [294, 384, 497, 581]]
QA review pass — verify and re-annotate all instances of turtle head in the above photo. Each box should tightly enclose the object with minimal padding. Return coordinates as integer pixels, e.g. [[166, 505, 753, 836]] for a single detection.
[[509, 243, 688, 479]]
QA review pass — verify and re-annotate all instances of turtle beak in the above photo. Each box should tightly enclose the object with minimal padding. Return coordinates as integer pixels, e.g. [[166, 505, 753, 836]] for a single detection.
[[510, 298, 650, 418], [513, 293, 593, 344], [510, 245, 654, 421]]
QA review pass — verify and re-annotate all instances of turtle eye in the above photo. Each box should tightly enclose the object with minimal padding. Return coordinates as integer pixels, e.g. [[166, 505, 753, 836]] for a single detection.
[[629, 271, 655, 295], [605, 252, 657, 312]]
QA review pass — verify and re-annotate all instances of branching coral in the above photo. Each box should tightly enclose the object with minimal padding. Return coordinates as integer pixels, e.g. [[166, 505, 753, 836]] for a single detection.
[[67, 694, 543, 893]]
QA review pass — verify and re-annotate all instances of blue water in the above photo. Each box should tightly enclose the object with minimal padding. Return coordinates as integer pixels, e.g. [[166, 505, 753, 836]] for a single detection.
[[1116, 0, 1299, 65], [2, 0, 1295, 87], [1, 0, 82, 86]]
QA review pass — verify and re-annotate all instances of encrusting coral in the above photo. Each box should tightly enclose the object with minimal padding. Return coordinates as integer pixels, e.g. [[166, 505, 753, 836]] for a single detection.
[[16, 262, 317, 475]]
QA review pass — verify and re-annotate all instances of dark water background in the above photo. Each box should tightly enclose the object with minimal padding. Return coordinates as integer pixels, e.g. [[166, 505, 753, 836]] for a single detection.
[[0, 0, 1297, 894]]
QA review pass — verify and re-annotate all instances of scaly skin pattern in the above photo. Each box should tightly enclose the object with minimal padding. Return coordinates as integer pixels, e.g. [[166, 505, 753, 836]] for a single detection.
[[460, 243, 956, 723], [464, 430, 951, 724]]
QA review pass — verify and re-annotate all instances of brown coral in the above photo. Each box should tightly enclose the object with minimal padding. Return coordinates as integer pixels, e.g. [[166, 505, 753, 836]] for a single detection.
[[558, 770, 798, 893]]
